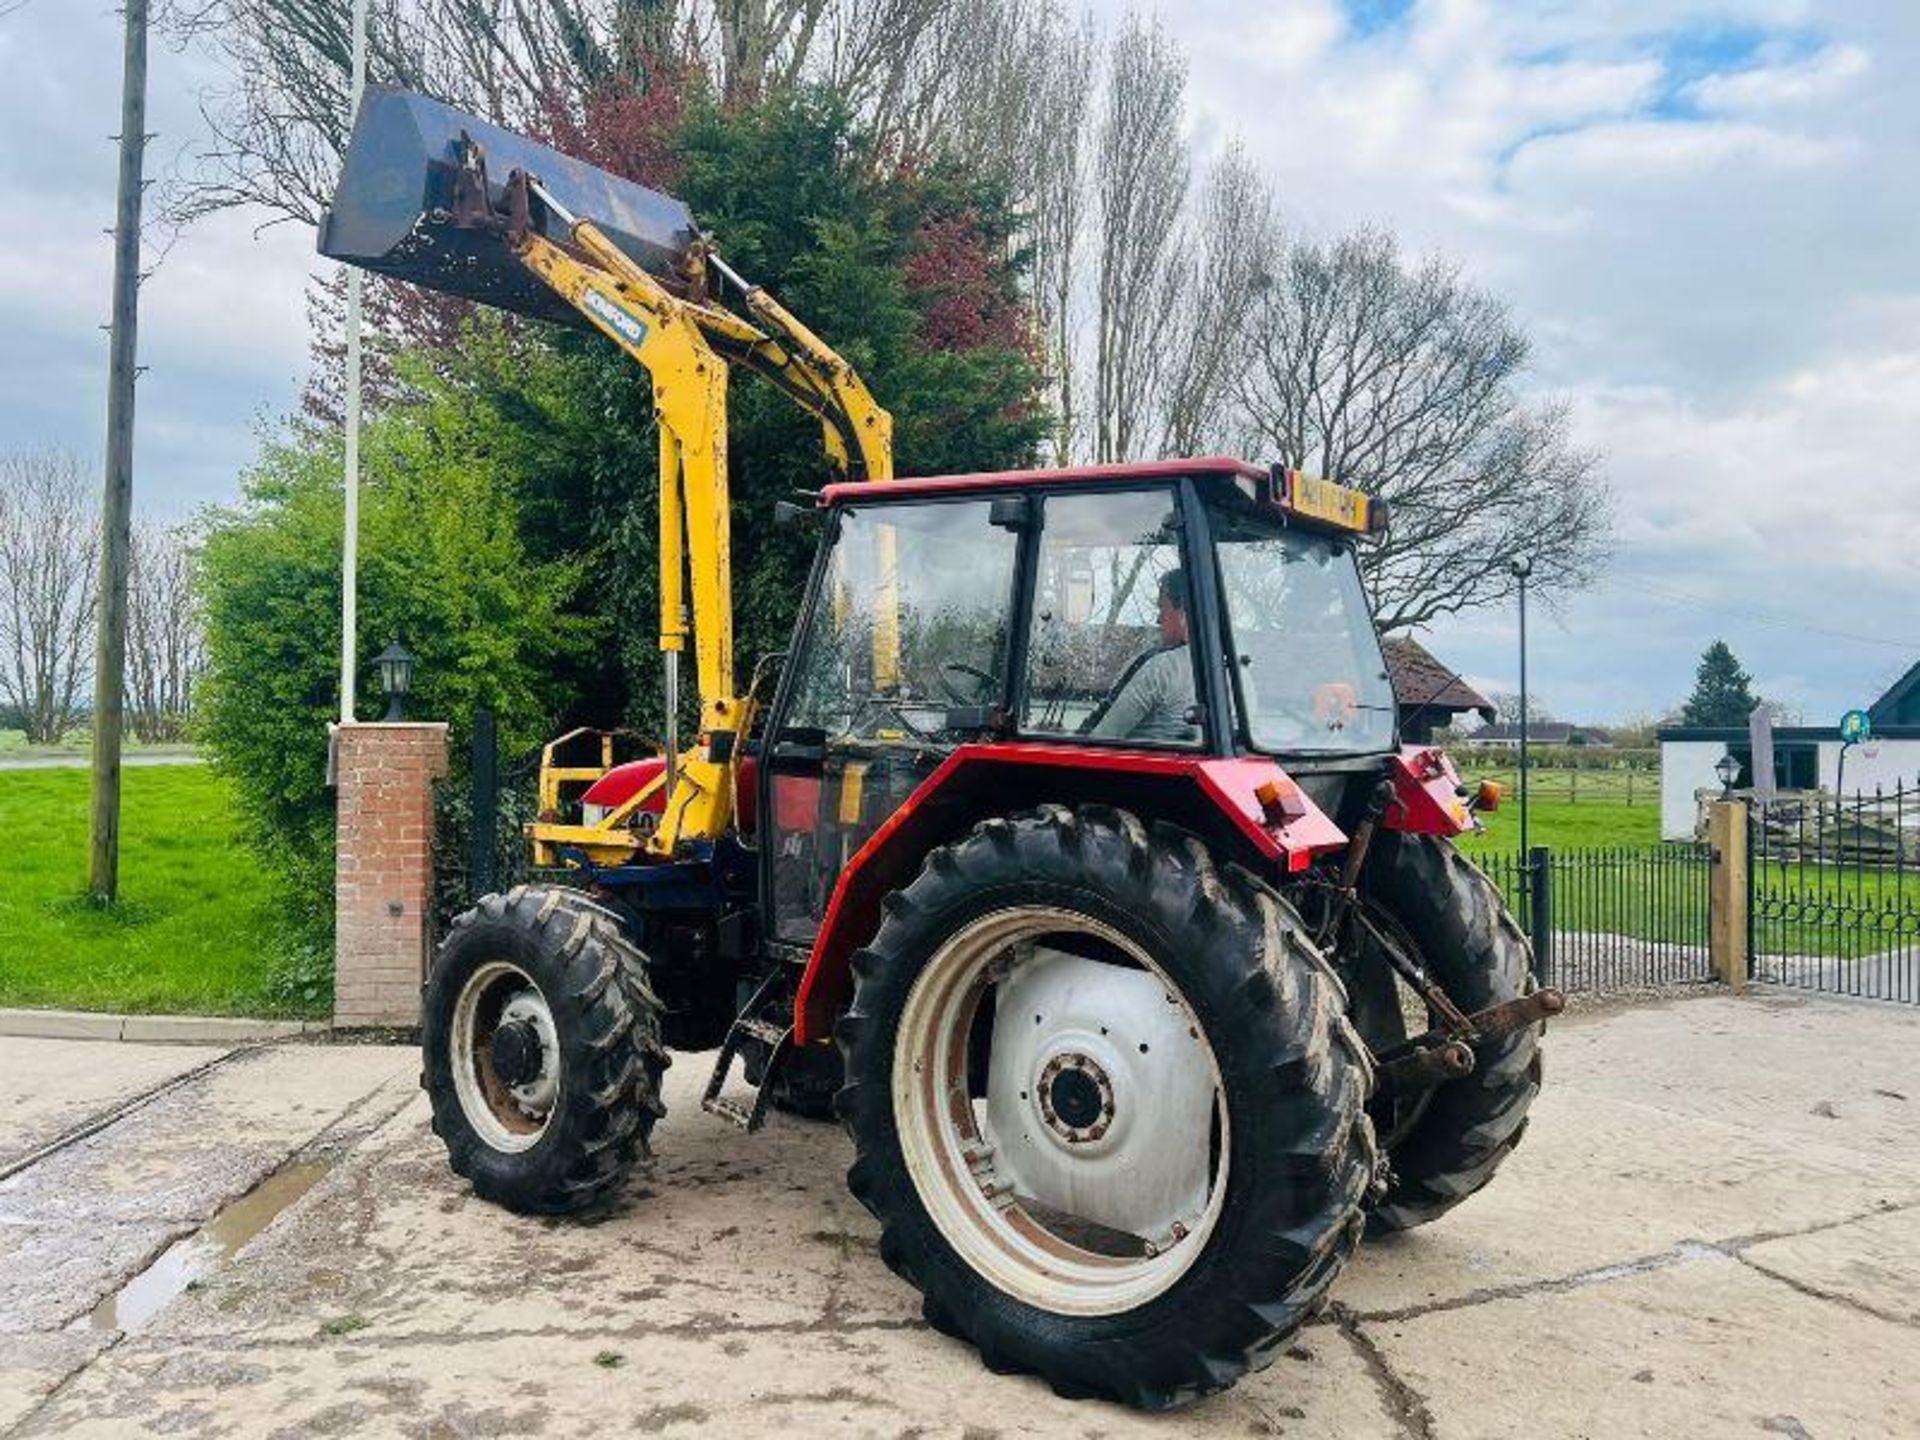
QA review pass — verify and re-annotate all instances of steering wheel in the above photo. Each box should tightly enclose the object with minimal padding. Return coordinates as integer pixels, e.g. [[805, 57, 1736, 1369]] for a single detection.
[[939, 661, 997, 707]]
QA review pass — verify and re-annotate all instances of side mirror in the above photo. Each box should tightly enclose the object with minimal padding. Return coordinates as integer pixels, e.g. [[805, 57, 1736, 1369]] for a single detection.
[[773, 499, 814, 527], [988, 494, 1034, 531]]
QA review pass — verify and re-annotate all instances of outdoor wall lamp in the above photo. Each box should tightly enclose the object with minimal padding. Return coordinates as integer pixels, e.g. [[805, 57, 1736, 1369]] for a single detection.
[[375, 640, 418, 722], [1715, 751, 1740, 796]]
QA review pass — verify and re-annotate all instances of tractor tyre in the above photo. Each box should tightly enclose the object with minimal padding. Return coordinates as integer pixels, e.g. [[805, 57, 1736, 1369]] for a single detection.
[[1356, 832, 1541, 1233], [422, 885, 667, 1215], [836, 805, 1374, 1409]]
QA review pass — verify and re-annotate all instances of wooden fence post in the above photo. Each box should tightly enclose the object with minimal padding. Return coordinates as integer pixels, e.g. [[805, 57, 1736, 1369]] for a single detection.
[[1708, 800, 1749, 993]]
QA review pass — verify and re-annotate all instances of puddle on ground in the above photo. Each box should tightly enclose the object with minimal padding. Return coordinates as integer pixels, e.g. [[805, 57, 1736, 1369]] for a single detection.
[[73, 1158, 334, 1332]]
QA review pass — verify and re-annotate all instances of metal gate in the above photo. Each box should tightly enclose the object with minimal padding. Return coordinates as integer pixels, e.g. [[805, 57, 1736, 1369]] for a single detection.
[[1748, 785, 1920, 1005], [1478, 843, 1715, 996]]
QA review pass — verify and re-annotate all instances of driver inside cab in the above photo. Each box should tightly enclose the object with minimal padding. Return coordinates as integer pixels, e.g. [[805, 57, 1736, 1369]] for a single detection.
[[1085, 568, 1199, 744]]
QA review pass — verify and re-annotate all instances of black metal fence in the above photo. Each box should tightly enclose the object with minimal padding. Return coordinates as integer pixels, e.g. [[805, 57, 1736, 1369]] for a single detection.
[[1476, 843, 1715, 995], [437, 708, 546, 922], [1748, 784, 1920, 1005]]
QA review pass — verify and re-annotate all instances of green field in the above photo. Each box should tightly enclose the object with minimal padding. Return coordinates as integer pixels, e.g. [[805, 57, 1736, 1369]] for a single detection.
[[1458, 796, 1659, 854], [1456, 791, 1915, 961], [1, 728, 193, 758], [0, 766, 321, 1017]]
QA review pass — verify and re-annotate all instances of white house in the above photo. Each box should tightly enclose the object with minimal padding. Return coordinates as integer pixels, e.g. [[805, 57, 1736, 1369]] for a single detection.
[[1657, 662, 1920, 840]]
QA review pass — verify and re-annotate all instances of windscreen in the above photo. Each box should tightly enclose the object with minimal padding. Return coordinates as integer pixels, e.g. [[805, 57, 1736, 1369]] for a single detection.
[[785, 500, 1018, 742], [1211, 509, 1396, 755]]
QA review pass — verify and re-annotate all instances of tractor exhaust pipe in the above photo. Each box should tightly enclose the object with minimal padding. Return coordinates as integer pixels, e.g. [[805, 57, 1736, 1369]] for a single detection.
[[316, 85, 698, 328]]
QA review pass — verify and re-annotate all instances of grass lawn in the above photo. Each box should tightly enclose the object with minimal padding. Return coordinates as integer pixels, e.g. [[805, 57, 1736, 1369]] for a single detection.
[[1454, 790, 1915, 960], [0, 766, 320, 1017], [1, 727, 196, 757], [1459, 796, 1660, 854]]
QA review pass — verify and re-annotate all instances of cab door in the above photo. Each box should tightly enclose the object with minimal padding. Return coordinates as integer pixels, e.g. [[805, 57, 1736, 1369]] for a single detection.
[[760, 496, 1024, 947]]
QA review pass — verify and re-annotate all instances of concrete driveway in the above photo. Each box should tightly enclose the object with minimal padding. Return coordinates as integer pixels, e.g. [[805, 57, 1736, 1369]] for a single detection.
[[2, 991, 1917, 1438]]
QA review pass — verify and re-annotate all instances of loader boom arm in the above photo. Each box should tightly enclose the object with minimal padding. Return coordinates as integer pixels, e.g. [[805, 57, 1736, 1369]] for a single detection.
[[507, 176, 893, 856]]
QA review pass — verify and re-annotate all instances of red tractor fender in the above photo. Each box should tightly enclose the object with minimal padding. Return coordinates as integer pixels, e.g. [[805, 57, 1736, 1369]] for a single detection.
[[791, 742, 1346, 1044], [580, 758, 671, 815], [582, 755, 765, 831], [1382, 745, 1477, 837]]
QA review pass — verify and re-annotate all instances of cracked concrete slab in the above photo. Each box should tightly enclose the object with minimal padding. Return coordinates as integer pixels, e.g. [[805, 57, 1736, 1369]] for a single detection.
[[0, 1039, 229, 1172], [0, 1331, 110, 1433], [18, 1309, 1397, 1438], [1337, 1085, 1920, 1316], [0, 1046, 415, 1230], [1541, 993, 1920, 1174], [1367, 1246, 1920, 1439], [1740, 1203, 1920, 1329], [0, 1043, 416, 1346], [3, 993, 1917, 1437]]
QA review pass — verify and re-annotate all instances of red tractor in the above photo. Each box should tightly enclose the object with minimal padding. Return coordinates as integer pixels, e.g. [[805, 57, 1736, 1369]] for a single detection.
[[323, 89, 1557, 1409]]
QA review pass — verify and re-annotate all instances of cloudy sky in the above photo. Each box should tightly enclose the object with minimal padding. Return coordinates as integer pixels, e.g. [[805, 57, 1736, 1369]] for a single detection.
[[1, 0, 1915, 724]]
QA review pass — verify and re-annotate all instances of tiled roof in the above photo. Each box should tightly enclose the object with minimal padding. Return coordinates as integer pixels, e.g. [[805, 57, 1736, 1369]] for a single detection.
[[1383, 636, 1494, 719]]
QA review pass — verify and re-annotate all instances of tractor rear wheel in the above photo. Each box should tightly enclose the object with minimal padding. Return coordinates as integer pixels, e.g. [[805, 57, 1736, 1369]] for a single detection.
[[422, 885, 667, 1215], [1352, 832, 1541, 1233], [836, 805, 1374, 1409]]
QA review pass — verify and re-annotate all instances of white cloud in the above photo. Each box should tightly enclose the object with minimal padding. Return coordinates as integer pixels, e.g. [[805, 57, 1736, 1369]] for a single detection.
[[3, 0, 1914, 718], [1691, 42, 1870, 113], [1092, 0, 1919, 718], [1572, 324, 1920, 584], [1510, 118, 1850, 181]]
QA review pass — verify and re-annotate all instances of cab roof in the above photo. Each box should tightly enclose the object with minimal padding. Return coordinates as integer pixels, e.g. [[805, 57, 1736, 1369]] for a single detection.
[[819, 456, 1265, 506]]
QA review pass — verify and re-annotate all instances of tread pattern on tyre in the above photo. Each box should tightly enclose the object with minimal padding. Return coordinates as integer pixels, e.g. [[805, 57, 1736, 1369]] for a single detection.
[[834, 804, 1375, 1409], [1361, 832, 1540, 1232], [422, 884, 667, 1215]]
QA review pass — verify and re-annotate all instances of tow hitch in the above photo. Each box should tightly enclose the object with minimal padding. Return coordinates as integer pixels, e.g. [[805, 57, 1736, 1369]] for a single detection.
[[1374, 988, 1566, 1099]]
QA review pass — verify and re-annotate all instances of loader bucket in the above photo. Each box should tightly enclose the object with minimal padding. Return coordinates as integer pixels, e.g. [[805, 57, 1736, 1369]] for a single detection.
[[316, 85, 697, 329]]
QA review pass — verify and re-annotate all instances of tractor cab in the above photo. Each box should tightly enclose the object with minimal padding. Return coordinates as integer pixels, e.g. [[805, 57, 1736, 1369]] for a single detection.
[[760, 458, 1398, 947]]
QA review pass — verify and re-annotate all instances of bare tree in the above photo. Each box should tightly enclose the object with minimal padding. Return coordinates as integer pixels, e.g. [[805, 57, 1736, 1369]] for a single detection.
[[710, 0, 836, 104], [848, 0, 1094, 459], [1091, 16, 1188, 464], [158, 0, 701, 228], [1239, 228, 1609, 630], [1157, 142, 1273, 458], [1023, 7, 1097, 465], [0, 450, 100, 743], [126, 524, 206, 743], [1481, 690, 1556, 729]]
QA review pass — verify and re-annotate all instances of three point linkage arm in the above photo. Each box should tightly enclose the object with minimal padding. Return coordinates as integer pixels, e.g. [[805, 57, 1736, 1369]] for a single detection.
[[451, 146, 894, 858]]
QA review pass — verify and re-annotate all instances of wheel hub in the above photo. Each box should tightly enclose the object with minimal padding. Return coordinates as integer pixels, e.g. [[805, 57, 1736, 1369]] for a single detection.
[[449, 963, 562, 1153], [1038, 1053, 1113, 1140], [489, 1019, 544, 1088], [497, 990, 559, 1115], [983, 945, 1215, 1246]]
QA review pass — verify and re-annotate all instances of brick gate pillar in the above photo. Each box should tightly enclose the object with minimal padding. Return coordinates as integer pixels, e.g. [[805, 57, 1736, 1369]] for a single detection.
[[332, 722, 450, 1028]]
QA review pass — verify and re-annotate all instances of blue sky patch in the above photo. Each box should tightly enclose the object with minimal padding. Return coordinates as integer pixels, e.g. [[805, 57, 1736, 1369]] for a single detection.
[[1340, 0, 1415, 42]]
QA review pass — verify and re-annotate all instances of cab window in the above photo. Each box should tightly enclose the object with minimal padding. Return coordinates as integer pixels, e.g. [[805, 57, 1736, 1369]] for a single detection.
[[1020, 489, 1200, 746], [786, 499, 1018, 741], [1211, 508, 1396, 755]]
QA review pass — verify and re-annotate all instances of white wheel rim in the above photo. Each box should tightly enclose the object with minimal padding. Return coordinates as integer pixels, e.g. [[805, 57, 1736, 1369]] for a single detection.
[[892, 906, 1229, 1317], [451, 960, 559, 1153]]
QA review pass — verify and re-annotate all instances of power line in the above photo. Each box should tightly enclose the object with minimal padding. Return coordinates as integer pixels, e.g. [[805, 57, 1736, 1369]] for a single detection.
[[1617, 577, 1915, 653]]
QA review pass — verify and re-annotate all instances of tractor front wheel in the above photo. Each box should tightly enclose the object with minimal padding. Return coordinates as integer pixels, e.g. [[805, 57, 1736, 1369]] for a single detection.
[[422, 885, 667, 1214], [836, 806, 1374, 1409]]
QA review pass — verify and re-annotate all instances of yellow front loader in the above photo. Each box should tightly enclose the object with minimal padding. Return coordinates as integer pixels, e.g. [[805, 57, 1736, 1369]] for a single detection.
[[322, 85, 892, 864]]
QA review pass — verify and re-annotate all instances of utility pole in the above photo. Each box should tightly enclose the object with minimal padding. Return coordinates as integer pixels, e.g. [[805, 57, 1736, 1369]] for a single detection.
[[339, 0, 370, 721], [88, 0, 149, 902], [1511, 555, 1533, 864]]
